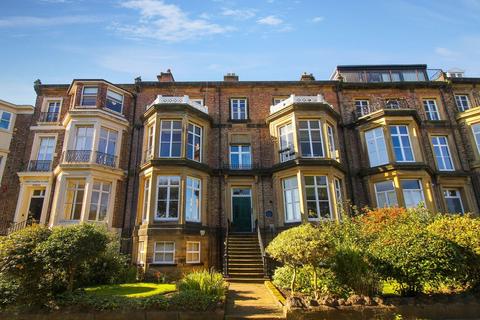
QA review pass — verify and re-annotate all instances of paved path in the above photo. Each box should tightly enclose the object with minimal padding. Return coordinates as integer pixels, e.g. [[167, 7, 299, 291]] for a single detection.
[[225, 282, 285, 319]]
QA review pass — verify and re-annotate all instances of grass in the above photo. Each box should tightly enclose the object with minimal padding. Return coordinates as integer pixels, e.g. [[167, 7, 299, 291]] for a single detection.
[[84, 283, 176, 298]]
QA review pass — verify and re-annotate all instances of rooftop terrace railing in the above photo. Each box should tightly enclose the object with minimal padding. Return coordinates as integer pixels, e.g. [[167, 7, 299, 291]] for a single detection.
[[146, 95, 209, 114], [270, 94, 331, 114]]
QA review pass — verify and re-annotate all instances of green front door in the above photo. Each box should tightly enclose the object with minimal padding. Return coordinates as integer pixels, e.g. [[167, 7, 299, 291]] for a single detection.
[[232, 188, 252, 232]]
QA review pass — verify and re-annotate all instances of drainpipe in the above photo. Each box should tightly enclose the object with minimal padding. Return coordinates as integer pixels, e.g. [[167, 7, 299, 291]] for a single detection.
[[216, 85, 223, 270]]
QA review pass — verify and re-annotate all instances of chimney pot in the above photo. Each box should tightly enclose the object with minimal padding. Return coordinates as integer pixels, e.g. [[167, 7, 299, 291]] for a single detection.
[[300, 73, 315, 81]]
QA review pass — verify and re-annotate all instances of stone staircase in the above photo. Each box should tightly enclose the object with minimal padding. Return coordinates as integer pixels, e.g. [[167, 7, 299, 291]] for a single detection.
[[225, 232, 267, 282]]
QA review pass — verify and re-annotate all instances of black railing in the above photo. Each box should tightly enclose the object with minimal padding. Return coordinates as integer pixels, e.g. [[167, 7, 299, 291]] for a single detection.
[[143, 149, 154, 163], [27, 160, 52, 172], [38, 112, 59, 122], [7, 217, 37, 235], [354, 99, 412, 119], [222, 163, 258, 170], [63, 150, 92, 163], [223, 219, 230, 277], [95, 151, 117, 167], [279, 148, 297, 162], [63, 150, 116, 168], [256, 219, 268, 278]]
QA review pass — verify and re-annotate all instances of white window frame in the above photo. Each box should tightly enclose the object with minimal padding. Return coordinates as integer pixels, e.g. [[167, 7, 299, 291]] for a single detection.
[[444, 189, 465, 214], [455, 95, 470, 112], [401, 179, 425, 208], [283, 176, 301, 223], [333, 178, 343, 218], [64, 179, 86, 221], [185, 176, 201, 222], [374, 181, 398, 208], [365, 127, 389, 167], [155, 176, 180, 221], [74, 126, 94, 151], [355, 100, 370, 116], [191, 99, 204, 107], [145, 124, 155, 160], [186, 123, 202, 162], [45, 100, 61, 121], [230, 98, 248, 120], [431, 136, 454, 171], [80, 86, 98, 107], [153, 241, 175, 264], [105, 89, 124, 114], [88, 181, 111, 222], [298, 120, 325, 158], [0, 110, 12, 131], [473, 123, 480, 155], [423, 99, 441, 121], [304, 175, 332, 221], [142, 177, 151, 222], [98, 127, 118, 156], [186, 241, 201, 264], [37, 136, 55, 161], [278, 123, 295, 162], [229, 145, 252, 169], [327, 124, 337, 160], [137, 241, 145, 265], [159, 120, 182, 158], [390, 125, 415, 162]]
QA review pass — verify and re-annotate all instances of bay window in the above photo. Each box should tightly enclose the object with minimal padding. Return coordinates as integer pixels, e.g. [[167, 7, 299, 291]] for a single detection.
[[80, 86, 98, 106], [327, 124, 337, 160], [64, 180, 85, 220], [473, 123, 480, 155], [283, 177, 301, 222], [142, 177, 151, 222], [390, 125, 414, 162], [365, 127, 389, 166], [160, 120, 182, 157], [401, 179, 425, 208], [98, 127, 118, 166], [374, 181, 398, 208], [156, 176, 180, 220], [279, 123, 295, 162], [106, 89, 124, 113], [333, 178, 343, 217], [305, 176, 331, 220], [299, 120, 324, 157]]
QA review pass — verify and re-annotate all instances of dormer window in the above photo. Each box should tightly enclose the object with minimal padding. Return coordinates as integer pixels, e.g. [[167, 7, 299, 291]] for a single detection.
[[81, 86, 98, 107], [106, 89, 124, 114]]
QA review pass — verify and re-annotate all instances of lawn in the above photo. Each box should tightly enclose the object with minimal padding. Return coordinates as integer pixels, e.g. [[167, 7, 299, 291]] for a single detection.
[[84, 283, 176, 298]]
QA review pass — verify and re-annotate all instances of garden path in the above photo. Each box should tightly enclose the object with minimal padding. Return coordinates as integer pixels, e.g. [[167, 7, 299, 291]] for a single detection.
[[225, 282, 285, 320]]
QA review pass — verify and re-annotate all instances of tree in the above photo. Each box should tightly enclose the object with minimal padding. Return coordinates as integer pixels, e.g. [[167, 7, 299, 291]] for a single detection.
[[36, 223, 109, 292], [266, 223, 333, 295]]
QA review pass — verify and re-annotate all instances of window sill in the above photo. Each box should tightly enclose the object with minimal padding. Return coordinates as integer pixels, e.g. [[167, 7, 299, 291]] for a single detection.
[[149, 263, 177, 266], [228, 119, 250, 123]]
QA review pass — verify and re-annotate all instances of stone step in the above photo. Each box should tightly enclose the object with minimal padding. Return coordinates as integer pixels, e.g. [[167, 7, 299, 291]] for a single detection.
[[224, 277, 268, 283], [228, 272, 265, 277], [228, 262, 264, 267]]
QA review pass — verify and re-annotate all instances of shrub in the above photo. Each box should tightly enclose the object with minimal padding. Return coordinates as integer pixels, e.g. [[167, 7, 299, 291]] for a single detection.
[[368, 209, 465, 295], [266, 223, 334, 294], [0, 225, 52, 306], [169, 290, 219, 311], [177, 269, 227, 298], [427, 215, 480, 287], [36, 223, 109, 292]]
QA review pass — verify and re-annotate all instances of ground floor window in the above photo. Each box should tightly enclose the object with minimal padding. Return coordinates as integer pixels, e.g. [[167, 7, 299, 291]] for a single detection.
[[283, 176, 301, 222], [64, 179, 85, 220], [186, 241, 201, 263], [305, 176, 331, 220], [444, 189, 464, 214], [401, 179, 425, 208], [154, 241, 175, 264], [156, 176, 180, 220], [374, 181, 398, 208], [88, 181, 111, 221], [137, 241, 145, 265]]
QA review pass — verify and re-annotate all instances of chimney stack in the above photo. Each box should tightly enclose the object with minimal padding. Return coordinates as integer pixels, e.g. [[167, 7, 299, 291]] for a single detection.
[[300, 72, 315, 81], [224, 72, 239, 82], [157, 69, 175, 82]]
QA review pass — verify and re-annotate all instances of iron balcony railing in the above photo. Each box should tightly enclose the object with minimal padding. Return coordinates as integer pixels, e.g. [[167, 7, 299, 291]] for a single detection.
[[27, 160, 52, 172], [38, 112, 59, 122], [222, 163, 259, 170], [278, 148, 297, 163], [63, 150, 117, 168], [354, 99, 412, 119]]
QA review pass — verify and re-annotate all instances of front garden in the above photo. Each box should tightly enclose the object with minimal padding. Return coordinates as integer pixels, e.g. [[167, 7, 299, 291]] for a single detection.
[[266, 207, 480, 311], [0, 224, 227, 316]]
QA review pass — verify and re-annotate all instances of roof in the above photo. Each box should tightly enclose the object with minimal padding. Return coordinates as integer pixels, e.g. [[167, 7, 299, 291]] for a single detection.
[[336, 64, 428, 71], [0, 99, 35, 113]]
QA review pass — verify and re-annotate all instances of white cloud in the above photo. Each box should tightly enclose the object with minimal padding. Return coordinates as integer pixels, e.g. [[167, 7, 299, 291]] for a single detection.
[[257, 15, 283, 26], [311, 16, 324, 23], [0, 15, 102, 27], [115, 0, 232, 42], [221, 8, 256, 20], [435, 47, 456, 57]]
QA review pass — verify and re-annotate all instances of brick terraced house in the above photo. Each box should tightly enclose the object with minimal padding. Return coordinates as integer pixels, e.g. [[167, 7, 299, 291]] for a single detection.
[[1, 64, 480, 280]]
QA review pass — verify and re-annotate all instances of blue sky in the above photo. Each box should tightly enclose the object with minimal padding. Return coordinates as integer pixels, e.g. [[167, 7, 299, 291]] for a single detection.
[[1, 0, 480, 104]]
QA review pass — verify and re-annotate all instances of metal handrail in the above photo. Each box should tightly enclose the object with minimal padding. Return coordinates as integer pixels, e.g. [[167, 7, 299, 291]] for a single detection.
[[7, 217, 37, 235], [27, 160, 52, 172], [256, 219, 268, 277], [223, 219, 230, 277], [38, 111, 59, 122], [62, 150, 117, 168], [95, 151, 117, 167]]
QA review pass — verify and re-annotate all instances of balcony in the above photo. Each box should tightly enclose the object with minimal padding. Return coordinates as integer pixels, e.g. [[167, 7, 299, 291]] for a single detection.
[[270, 94, 330, 114], [26, 160, 52, 172], [62, 150, 117, 168], [354, 99, 412, 120], [146, 95, 208, 114], [38, 112, 59, 123]]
